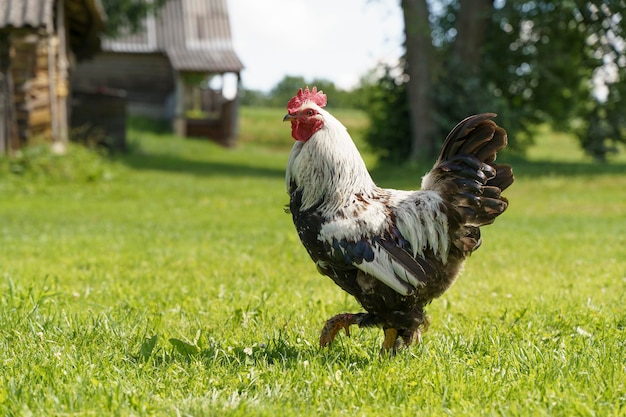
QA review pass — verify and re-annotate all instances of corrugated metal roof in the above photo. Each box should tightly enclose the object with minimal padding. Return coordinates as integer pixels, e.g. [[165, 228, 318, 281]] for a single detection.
[[0, 0, 106, 34], [166, 48, 243, 73], [103, 0, 243, 73], [0, 0, 54, 29]]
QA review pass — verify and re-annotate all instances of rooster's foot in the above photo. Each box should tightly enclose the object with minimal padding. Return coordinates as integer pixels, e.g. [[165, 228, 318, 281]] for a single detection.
[[319, 313, 363, 347], [380, 328, 421, 356], [380, 328, 400, 355]]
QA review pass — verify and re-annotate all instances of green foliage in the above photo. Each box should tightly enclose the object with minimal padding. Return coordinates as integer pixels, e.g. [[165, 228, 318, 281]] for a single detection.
[[484, 0, 626, 161], [268, 75, 308, 107], [576, 80, 626, 161], [0, 142, 116, 185], [239, 88, 270, 107], [362, 66, 412, 163], [241, 75, 367, 109], [365, 0, 626, 162], [100, 0, 167, 37], [0, 113, 624, 415]]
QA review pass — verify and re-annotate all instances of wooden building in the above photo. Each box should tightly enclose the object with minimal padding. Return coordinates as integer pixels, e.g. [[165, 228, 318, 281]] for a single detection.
[[0, 0, 105, 154], [73, 0, 244, 146]]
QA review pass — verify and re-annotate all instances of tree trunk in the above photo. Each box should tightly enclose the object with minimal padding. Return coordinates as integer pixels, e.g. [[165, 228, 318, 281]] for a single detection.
[[401, 0, 492, 162], [402, 0, 436, 162], [453, 0, 491, 72]]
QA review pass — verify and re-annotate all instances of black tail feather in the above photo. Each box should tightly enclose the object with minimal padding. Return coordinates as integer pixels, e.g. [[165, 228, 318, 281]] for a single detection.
[[489, 163, 514, 191], [422, 114, 514, 253], [436, 114, 507, 164]]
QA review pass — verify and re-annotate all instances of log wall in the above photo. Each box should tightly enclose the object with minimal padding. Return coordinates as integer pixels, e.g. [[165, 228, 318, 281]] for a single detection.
[[3, 30, 65, 146]]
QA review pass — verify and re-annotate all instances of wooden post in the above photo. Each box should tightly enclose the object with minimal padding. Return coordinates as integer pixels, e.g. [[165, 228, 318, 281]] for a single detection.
[[0, 72, 6, 154], [173, 72, 186, 137], [48, 14, 58, 145], [1, 33, 18, 153], [55, 0, 69, 150], [230, 72, 241, 142], [0, 33, 7, 154]]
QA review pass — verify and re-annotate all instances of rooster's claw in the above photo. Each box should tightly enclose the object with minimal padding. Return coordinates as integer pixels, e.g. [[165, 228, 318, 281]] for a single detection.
[[319, 313, 360, 347]]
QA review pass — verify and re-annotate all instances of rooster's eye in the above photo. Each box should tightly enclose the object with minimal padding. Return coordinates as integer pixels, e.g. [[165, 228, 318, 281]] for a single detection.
[[306, 110, 314, 116]]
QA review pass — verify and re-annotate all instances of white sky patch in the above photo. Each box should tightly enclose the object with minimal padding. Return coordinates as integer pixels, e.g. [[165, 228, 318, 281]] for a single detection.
[[228, 0, 405, 91]]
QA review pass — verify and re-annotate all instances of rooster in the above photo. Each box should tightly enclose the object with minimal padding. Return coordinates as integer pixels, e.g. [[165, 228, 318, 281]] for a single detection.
[[284, 87, 513, 354]]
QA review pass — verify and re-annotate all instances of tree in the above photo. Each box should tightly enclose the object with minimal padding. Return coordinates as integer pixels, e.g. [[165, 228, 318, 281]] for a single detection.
[[239, 88, 269, 107], [100, 0, 166, 37], [402, 0, 436, 161], [258, 76, 361, 109], [485, 0, 626, 161], [362, 66, 411, 162], [267, 76, 309, 107], [366, 0, 626, 162]]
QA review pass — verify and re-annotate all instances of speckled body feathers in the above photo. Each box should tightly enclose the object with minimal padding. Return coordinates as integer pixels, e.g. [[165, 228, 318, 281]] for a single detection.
[[285, 92, 513, 349]]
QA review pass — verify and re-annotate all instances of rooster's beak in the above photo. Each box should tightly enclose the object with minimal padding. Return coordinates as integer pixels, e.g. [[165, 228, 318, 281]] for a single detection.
[[283, 113, 295, 122]]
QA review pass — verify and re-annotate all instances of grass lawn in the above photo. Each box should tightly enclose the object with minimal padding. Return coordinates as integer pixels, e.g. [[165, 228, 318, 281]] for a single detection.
[[1, 108, 625, 416]]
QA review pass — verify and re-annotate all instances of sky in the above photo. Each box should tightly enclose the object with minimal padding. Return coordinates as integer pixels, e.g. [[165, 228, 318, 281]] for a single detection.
[[227, 0, 405, 92]]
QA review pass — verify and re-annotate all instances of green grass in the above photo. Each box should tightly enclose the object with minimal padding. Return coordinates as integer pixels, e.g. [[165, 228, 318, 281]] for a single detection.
[[0, 109, 625, 416]]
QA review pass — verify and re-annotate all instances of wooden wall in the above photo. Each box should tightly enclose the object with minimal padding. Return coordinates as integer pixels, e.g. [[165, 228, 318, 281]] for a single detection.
[[71, 90, 127, 151], [0, 29, 68, 150], [185, 98, 237, 147], [0, 0, 104, 154], [0, 32, 14, 153], [9, 32, 53, 143], [73, 52, 175, 119]]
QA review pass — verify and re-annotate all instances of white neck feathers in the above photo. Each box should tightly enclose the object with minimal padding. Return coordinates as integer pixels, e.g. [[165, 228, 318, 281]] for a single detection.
[[286, 109, 376, 212]]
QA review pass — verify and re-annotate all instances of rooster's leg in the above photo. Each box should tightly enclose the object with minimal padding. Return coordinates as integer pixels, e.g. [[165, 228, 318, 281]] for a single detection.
[[380, 328, 400, 355], [401, 328, 422, 346], [319, 313, 366, 347], [380, 328, 422, 355]]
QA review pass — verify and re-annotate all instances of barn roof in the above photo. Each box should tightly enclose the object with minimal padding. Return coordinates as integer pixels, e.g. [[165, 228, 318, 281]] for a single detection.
[[0, 0, 106, 59], [103, 0, 243, 73], [0, 0, 54, 29], [0, 0, 105, 31]]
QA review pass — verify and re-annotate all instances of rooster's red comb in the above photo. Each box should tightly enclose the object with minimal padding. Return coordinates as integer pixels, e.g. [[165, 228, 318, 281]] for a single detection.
[[287, 86, 327, 113]]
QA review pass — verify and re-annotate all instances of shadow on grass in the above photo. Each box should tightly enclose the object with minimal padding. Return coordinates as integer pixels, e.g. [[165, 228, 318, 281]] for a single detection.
[[132, 333, 380, 370], [497, 155, 626, 178], [369, 156, 626, 188], [121, 116, 626, 183], [120, 117, 286, 179], [119, 151, 285, 179]]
